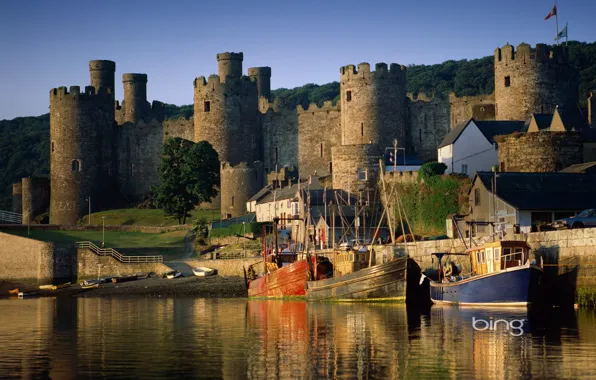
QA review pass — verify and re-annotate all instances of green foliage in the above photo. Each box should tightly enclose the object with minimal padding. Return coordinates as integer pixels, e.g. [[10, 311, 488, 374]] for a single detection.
[[152, 138, 220, 224], [396, 176, 470, 235], [163, 103, 193, 119], [576, 287, 596, 308], [209, 222, 264, 238], [271, 82, 340, 109], [193, 217, 209, 238], [419, 161, 447, 182]]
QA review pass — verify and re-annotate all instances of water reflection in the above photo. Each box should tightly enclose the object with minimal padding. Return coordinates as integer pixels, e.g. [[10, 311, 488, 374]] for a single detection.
[[0, 298, 595, 379]]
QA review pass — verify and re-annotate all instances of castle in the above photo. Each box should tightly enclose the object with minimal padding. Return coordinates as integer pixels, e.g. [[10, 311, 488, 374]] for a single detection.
[[11, 42, 588, 224]]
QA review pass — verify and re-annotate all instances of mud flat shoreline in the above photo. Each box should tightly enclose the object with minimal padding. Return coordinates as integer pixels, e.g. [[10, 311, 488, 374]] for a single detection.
[[0, 275, 248, 299]]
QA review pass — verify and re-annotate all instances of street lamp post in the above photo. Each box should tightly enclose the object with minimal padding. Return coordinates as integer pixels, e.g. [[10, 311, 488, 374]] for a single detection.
[[102, 216, 105, 248], [86, 197, 91, 225], [242, 221, 246, 256]]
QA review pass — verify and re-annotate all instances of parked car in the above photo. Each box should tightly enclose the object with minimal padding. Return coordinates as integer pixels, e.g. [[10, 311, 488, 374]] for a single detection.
[[552, 209, 596, 229]]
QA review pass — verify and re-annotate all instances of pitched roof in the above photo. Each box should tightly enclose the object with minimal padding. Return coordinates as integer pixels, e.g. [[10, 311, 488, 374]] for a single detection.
[[247, 185, 272, 202], [559, 162, 596, 173], [438, 119, 524, 148], [258, 185, 299, 203], [474, 171, 596, 210], [529, 114, 553, 131]]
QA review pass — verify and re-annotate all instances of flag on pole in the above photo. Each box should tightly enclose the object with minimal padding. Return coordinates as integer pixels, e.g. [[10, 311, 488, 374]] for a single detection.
[[544, 4, 557, 20], [556, 23, 568, 40]]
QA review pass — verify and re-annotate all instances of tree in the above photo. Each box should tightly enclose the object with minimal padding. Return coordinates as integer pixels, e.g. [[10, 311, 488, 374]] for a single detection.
[[152, 138, 220, 224]]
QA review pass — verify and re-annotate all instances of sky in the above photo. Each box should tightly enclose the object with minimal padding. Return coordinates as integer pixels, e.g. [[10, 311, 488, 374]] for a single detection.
[[0, 0, 594, 120]]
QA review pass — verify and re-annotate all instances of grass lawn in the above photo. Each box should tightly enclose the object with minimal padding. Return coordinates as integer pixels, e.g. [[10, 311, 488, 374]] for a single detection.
[[79, 208, 220, 226], [4, 229, 189, 260]]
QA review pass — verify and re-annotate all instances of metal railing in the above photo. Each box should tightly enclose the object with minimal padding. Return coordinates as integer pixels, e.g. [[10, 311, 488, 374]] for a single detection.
[[75, 241, 163, 263], [0, 210, 22, 224]]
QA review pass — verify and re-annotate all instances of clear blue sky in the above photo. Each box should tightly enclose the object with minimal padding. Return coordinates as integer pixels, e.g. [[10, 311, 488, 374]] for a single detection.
[[0, 0, 593, 120]]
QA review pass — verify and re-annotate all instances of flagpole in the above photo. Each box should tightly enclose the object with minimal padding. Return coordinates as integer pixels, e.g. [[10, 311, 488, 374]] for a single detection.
[[555, 1, 559, 45], [566, 22, 568, 46]]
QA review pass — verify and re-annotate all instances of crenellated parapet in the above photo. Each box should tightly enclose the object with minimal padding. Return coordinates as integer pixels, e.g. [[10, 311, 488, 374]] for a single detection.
[[297, 100, 339, 114], [115, 99, 165, 125], [494, 43, 569, 64], [340, 62, 406, 83], [50, 85, 113, 101], [259, 97, 292, 114], [216, 52, 244, 80], [193, 74, 257, 97], [248, 67, 272, 100]]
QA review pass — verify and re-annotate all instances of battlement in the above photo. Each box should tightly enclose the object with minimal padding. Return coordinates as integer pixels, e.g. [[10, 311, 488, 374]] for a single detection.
[[340, 62, 406, 81], [89, 60, 115, 72], [259, 97, 292, 113], [217, 52, 243, 61], [193, 74, 256, 94], [297, 101, 338, 113], [122, 73, 148, 83], [494, 43, 569, 64], [248, 67, 271, 77], [50, 85, 112, 100], [448, 92, 495, 104]]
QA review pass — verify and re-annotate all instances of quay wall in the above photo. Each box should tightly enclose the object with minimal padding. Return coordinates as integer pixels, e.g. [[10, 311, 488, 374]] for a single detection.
[[391, 228, 596, 289], [184, 257, 262, 276], [76, 248, 171, 280], [0, 232, 76, 285], [0, 224, 190, 233]]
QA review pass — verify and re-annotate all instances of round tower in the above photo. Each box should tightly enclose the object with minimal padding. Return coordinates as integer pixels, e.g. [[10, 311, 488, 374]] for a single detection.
[[220, 161, 264, 219], [494, 43, 578, 121], [331, 143, 382, 194], [248, 67, 272, 100], [122, 73, 149, 123], [49, 86, 114, 224], [216, 52, 243, 80], [339, 62, 407, 148], [12, 182, 22, 214], [89, 60, 116, 99], [193, 68, 258, 164]]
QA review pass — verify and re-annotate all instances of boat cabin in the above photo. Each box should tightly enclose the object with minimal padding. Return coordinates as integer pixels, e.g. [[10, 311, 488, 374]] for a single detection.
[[468, 240, 530, 276]]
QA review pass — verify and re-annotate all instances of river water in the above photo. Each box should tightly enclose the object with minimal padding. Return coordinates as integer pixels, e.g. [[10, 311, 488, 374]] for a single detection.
[[0, 298, 595, 379]]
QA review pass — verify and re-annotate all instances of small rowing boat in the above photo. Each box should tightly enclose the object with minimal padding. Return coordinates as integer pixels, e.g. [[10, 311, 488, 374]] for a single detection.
[[8, 288, 20, 295], [166, 270, 182, 279], [192, 267, 216, 277]]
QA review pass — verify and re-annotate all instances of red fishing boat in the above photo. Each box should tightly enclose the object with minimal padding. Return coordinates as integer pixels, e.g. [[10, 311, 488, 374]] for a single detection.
[[243, 216, 333, 297], [245, 254, 332, 297]]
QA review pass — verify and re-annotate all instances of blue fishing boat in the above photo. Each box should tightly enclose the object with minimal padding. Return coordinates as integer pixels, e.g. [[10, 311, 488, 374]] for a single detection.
[[428, 240, 543, 307]]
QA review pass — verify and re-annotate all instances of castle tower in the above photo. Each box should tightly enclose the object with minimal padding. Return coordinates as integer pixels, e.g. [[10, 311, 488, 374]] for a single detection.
[[217, 52, 243, 80], [248, 67, 272, 100], [220, 161, 264, 219], [21, 177, 50, 224], [89, 60, 116, 100], [339, 62, 407, 148], [49, 86, 114, 224], [331, 143, 382, 194], [494, 43, 578, 121], [193, 52, 259, 165], [121, 73, 149, 124]]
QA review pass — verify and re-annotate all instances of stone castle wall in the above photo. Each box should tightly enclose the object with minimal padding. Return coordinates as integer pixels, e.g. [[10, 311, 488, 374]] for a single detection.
[[498, 132, 583, 172], [220, 161, 264, 219], [448, 92, 495, 128], [494, 43, 578, 121], [297, 101, 341, 177], [260, 101, 299, 171], [163, 117, 194, 142], [407, 94, 450, 161]]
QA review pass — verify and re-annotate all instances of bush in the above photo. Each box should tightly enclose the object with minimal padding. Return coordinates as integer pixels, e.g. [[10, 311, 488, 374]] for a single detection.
[[419, 162, 447, 182], [193, 217, 209, 238]]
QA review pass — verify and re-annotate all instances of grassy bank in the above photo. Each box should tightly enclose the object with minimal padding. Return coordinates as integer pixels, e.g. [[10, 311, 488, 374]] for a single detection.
[[80, 208, 220, 226], [4, 229, 188, 260], [577, 288, 596, 308]]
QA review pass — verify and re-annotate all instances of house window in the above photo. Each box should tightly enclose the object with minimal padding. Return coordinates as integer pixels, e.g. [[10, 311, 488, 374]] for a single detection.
[[504, 76, 511, 87], [357, 168, 367, 181], [320, 143, 323, 158], [474, 188, 481, 206], [71, 159, 81, 172], [291, 201, 299, 216], [461, 164, 468, 175], [51, 142, 55, 153], [204, 101, 210, 112], [346, 91, 352, 102]]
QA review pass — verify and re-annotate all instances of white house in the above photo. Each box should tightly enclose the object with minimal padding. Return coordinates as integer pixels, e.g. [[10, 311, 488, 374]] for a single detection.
[[438, 119, 524, 177]]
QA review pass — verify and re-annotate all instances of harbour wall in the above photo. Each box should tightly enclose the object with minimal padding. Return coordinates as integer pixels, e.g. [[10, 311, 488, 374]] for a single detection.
[[76, 248, 172, 280], [0, 232, 76, 285], [184, 257, 262, 276]]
